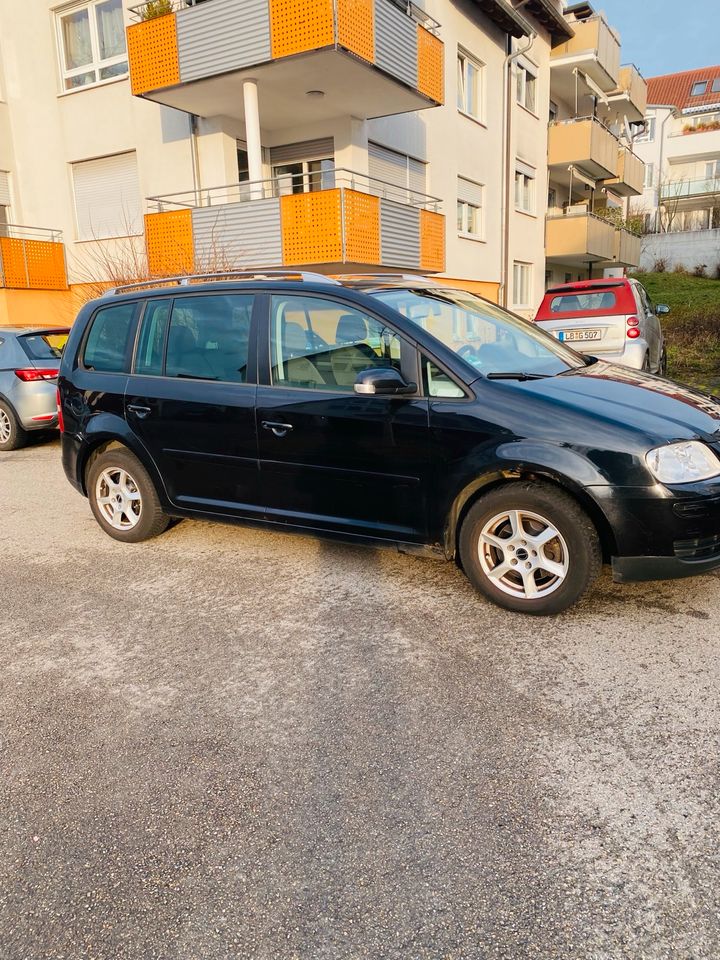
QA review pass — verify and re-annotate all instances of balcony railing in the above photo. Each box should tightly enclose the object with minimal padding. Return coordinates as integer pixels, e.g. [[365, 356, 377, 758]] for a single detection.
[[613, 227, 641, 267], [0, 225, 68, 291], [550, 15, 620, 92], [548, 117, 619, 181], [660, 177, 720, 200], [143, 169, 445, 276], [604, 146, 644, 197], [546, 211, 616, 263], [127, 0, 444, 113], [608, 64, 647, 120]]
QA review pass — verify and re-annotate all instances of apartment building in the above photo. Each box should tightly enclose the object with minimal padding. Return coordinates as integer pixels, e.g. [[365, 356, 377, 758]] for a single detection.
[[0, 0, 644, 329], [631, 65, 720, 272]]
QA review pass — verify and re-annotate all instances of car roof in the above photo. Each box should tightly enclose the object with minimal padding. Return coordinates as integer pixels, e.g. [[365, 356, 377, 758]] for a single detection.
[[544, 278, 630, 295]]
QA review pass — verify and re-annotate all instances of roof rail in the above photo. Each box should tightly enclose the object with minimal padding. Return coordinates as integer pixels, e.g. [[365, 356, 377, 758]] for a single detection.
[[109, 270, 342, 295], [332, 273, 438, 285]]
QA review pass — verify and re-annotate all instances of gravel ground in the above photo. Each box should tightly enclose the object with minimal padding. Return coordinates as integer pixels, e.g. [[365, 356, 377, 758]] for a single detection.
[[2, 436, 719, 960]]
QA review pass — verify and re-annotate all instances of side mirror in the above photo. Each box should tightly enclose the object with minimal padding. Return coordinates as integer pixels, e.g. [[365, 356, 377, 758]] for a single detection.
[[656, 304, 670, 315], [354, 367, 417, 396]]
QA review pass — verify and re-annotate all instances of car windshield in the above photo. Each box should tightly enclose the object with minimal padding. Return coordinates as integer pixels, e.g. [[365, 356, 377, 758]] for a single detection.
[[372, 287, 584, 377], [19, 331, 69, 361]]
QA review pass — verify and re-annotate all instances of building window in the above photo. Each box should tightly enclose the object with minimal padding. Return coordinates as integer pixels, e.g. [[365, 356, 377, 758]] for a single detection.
[[516, 63, 537, 114], [457, 50, 483, 120], [644, 163, 655, 188], [368, 142, 426, 202], [548, 100, 558, 123], [57, 0, 128, 91], [636, 116, 655, 142], [691, 81, 708, 96], [513, 262, 532, 309], [705, 159, 720, 180], [514, 164, 535, 214], [72, 151, 141, 240], [713, 78, 720, 94], [457, 177, 483, 238]]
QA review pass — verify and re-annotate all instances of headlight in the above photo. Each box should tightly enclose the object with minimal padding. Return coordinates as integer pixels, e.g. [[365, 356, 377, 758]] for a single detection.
[[645, 441, 720, 484]]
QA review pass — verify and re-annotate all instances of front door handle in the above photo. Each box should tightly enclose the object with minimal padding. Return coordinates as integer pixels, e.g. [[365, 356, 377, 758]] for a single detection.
[[261, 420, 294, 438], [127, 403, 152, 419]]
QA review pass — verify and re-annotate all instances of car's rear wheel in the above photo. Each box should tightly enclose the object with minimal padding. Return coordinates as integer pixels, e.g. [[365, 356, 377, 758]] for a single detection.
[[659, 348, 668, 377], [0, 401, 28, 451], [641, 353, 651, 373], [87, 448, 170, 543], [459, 482, 602, 615]]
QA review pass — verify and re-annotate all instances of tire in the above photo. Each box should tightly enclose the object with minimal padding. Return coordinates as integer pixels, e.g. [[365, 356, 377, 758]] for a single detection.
[[658, 348, 668, 377], [87, 447, 170, 543], [641, 353, 651, 373], [0, 400, 28, 451], [458, 481, 602, 616]]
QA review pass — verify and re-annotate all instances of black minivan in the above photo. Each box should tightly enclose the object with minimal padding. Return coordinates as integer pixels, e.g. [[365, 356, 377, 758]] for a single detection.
[[59, 272, 720, 615]]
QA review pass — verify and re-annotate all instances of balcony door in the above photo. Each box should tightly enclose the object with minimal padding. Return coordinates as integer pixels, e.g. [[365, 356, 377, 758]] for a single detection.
[[269, 138, 335, 197]]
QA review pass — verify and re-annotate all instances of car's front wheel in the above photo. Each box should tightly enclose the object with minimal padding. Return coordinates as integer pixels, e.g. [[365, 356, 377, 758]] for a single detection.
[[459, 482, 602, 615], [87, 447, 170, 543], [0, 401, 28, 451]]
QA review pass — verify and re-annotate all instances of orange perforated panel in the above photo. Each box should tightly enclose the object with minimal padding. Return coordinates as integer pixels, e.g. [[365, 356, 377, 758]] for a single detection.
[[270, 0, 334, 59], [127, 15, 180, 96], [417, 26, 444, 104], [281, 191, 343, 264], [420, 210, 445, 273], [337, 0, 374, 63], [145, 210, 194, 276], [0, 239, 68, 290], [343, 190, 380, 264]]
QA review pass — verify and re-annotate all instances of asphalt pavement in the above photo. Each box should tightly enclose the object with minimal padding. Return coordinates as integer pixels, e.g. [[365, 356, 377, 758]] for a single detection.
[[2, 436, 719, 959]]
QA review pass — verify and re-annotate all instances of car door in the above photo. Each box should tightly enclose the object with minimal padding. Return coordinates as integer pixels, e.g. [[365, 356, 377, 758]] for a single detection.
[[634, 282, 660, 369], [125, 291, 261, 516], [255, 291, 431, 542]]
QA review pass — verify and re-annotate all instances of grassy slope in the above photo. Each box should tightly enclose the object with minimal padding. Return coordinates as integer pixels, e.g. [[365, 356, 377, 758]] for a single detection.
[[630, 272, 720, 393]]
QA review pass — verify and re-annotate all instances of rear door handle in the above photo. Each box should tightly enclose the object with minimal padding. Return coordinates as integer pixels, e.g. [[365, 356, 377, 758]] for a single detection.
[[261, 420, 294, 438], [127, 403, 152, 419]]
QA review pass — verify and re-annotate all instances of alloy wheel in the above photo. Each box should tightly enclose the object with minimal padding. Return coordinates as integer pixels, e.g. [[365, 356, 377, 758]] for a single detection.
[[0, 409, 11, 445], [478, 509, 569, 600], [95, 466, 142, 530]]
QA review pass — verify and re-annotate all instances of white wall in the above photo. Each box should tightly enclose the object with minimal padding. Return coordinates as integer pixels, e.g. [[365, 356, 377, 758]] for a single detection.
[[640, 228, 720, 273]]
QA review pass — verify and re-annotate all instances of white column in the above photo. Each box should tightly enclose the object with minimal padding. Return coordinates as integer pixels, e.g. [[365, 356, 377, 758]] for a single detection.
[[243, 79, 263, 199]]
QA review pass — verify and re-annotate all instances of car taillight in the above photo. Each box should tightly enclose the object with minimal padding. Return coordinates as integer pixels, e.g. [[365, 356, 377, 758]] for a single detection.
[[56, 388, 65, 434], [626, 316, 640, 327], [627, 328, 640, 339], [14, 368, 59, 382]]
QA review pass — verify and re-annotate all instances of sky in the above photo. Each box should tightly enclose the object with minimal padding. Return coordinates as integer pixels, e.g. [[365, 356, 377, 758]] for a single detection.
[[583, 1, 720, 79]]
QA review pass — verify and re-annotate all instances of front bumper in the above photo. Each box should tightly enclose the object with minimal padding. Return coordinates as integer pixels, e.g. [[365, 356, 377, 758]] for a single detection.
[[612, 547, 720, 583]]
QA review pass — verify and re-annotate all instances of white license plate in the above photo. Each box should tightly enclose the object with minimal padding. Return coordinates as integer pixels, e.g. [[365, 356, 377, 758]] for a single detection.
[[557, 329, 602, 343]]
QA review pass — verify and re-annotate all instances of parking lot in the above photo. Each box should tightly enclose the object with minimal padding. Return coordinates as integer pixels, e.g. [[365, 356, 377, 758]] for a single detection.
[[2, 436, 720, 959]]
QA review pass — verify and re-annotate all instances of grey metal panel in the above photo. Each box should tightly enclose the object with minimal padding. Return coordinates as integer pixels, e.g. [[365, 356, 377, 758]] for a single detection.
[[374, 0, 417, 90], [269, 139, 335, 165], [177, 0, 271, 83], [379, 199, 420, 269], [192, 199, 282, 268]]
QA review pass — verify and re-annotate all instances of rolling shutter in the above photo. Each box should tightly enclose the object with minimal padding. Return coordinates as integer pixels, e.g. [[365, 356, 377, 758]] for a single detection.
[[269, 138, 334, 165], [458, 176, 483, 207], [0, 171, 11, 208], [368, 142, 409, 190], [72, 152, 141, 240]]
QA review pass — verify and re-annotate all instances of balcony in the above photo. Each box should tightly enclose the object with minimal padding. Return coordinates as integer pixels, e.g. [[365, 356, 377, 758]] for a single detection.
[[546, 211, 616, 266], [550, 15, 620, 96], [143, 169, 445, 275], [127, 0, 444, 129], [604, 146, 644, 196], [612, 228, 641, 268], [605, 65, 647, 123], [0, 226, 68, 291], [548, 117, 619, 181], [660, 177, 720, 201]]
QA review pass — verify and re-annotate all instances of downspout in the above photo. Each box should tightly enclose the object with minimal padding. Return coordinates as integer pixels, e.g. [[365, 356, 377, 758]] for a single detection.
[[500, 26, 536, 307], [188, 114, 202, 206]]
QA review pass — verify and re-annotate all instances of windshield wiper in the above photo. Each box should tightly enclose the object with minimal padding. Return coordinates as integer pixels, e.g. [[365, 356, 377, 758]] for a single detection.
[[486, 371, 551, 381]]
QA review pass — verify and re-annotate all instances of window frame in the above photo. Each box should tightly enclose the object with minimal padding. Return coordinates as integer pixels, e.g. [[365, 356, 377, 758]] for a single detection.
[[128, 291, 259, 385], [691, 81, 708, 97], [80, 299, 142, 374], [512, 262, 533, 310], [260, 292, 420, 395], [457, 48, 484, 123], [515, 61, 538, 115], [514, 165, 536, 214], [55, 0, 129, 94], [457, 177, 484, 240]]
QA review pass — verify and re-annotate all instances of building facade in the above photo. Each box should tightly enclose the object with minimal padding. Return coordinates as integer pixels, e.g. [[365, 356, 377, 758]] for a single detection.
[[0, 0, 644, 328], [631, 65, 720, 272]]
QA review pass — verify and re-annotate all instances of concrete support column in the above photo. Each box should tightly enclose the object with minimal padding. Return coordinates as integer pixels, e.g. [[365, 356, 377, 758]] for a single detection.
[[243, 80, 263, 199]]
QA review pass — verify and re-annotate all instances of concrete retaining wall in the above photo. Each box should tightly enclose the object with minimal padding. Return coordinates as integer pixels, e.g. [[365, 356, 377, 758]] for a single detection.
[[641, 229, 720, 273]]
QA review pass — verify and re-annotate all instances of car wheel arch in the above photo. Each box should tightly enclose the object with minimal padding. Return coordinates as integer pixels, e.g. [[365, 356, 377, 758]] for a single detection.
[[79, 435, 166, 503], [447, 470, 617, 564]]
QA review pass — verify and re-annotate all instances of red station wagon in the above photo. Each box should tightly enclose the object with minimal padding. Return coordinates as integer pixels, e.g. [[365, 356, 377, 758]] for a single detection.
[[534, 278, 669, 375]]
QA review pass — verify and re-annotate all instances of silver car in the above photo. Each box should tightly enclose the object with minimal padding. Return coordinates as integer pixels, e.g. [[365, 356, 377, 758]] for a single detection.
[[0, 326, 70, 450]]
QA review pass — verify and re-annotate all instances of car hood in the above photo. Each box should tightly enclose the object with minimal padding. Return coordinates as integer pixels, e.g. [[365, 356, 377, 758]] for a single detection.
[[515, 361, 720, 444]]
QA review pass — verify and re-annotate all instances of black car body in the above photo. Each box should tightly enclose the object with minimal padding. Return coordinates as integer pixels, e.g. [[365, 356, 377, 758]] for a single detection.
[[58, 273, 720, 615]]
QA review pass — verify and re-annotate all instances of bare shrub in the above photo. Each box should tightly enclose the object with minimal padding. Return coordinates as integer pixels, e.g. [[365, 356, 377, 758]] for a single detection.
[[653, 257, 668, 273], [672, 263, 688, 275], [693, 263, 708, 278]]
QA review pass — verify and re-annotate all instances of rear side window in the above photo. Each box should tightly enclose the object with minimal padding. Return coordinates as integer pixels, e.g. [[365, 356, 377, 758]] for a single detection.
[[83, 303, 138, 372], [549, 291, 617, 314], [165, 294, 253, 383], [19, 332, 69, 361], [135, 300, 171, 376]]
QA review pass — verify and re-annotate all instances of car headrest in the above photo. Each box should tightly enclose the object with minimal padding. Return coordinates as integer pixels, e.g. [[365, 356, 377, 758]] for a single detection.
[[336, 313, 368, 345], [283, 321, 307, 355]]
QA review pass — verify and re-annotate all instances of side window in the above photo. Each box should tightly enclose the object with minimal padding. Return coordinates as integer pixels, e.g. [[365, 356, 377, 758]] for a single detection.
[[165, 294, 253, 383], [135, 300, 171, 376], [422, 356, 466, 398], [83, 302, 137, 372], [270, 295, 403, 391]]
